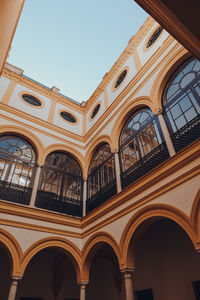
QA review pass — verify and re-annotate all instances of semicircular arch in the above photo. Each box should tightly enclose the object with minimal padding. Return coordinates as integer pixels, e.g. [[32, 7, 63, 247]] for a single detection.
[[42, 144, 85, 177], [150, 48, 190, 113], [20, 237, 82, 282], [111, 97, 153, 151], [82, 232, 122, 282], [120, 204, 197, 270], [0, 228, 23, 276], [0, 125, 44, 164]]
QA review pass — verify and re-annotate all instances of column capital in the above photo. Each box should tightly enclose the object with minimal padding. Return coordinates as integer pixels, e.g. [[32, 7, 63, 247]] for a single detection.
[[120, 268, 136, 278], [153, 108, 163, 116], [112, 148, 119, 154], [77, 281, 89, 286], [83, 177, 87, 181], [36, 163, 43, 168], [11, 276, 22, 281]]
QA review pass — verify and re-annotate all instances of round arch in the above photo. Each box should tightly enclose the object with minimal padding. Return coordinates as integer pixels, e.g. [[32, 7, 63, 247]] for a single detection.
[[85, 135, 113, 177], [150, 48, 190, 113], [20, 237, 82, 282], [0, 125, 44, 164], [111, 97, 153, 151], [120, 204, 197, 269], [42, 144, 85, 178], [191, 188, 200, 243], [0, 228, 23, 276], [81, 232, 122, 282]]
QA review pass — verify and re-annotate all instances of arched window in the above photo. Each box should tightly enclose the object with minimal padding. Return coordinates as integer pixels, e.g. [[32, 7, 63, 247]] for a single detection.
[[36, 152, 83, 217], [87, 143, 116, 213], [163, 57, 200, 151], [119, 108, 169, 189], [0, 135, 36, 205]]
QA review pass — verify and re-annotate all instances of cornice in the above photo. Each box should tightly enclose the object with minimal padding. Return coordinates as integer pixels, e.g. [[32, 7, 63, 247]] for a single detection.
[[2, 68, 83, 114]]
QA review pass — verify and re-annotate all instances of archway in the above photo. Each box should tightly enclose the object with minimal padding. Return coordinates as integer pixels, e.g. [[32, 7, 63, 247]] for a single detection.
[[18, 246, 80, 300], [0, 244, 12, 300], [126, 218, 200, 300]]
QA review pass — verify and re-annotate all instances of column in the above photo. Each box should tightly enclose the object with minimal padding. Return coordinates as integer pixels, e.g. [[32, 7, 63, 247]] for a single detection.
[[157, 112, 176, 157], [7, 276, 21, 300], [121, 268, 135, 300], [114, 151, 122, 193], [79, 282, 88, 300], [29, 164, 42, 207], [82, 179, 87, 217]]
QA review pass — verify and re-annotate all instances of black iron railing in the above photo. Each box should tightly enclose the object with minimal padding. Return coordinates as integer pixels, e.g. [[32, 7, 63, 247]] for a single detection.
[[86, 179, 117, 214], [35, 190, 82, 217], [120, 142, 169, 189], [0, 180, 32, 205], [171, 114, 200, 152]]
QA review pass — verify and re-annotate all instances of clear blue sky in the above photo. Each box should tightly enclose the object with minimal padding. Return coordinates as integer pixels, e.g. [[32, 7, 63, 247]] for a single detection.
[[8, 0, 148, 103]]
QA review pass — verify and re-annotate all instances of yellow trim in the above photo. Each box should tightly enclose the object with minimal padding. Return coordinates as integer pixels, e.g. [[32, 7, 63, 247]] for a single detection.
[[19, 91, 45, 109], [0, 125, 45, 164], [143, 25, 165, 52], [0, 228, 23, 276], [150, 48, 190, 112], [82, 112, 86, 136], [42, 143, 86, 177], [132, 47, 142, 72], [120, 204, 197, 269], [89, 100, 101, 122], [104, 87, 109, 109], [81, 232, 122, 281], [1, 80, 16, 105], [58, 108, 80, 125], [111, 66, 129, 92], [48, 99, 56, 123], [20, 237, 82, 281]]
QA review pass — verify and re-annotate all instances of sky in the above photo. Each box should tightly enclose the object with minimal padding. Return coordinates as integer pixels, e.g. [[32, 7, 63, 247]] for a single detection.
[[8, 0, 148, 103]]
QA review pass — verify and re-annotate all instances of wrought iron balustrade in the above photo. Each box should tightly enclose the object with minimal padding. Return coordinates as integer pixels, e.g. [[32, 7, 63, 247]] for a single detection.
[[0, 180, 32, 205], [35, 190, 82, 217], [120, 142, 169, 189], [171, 114, 200, 152], [86, 179, 117, 214]]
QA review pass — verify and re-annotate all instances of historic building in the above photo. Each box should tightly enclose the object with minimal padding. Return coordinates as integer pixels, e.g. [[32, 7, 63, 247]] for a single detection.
[[0, 12, 200, 300]]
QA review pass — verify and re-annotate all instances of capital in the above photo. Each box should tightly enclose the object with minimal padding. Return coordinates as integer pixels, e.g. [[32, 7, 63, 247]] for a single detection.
[[153, 107, 163, 116]]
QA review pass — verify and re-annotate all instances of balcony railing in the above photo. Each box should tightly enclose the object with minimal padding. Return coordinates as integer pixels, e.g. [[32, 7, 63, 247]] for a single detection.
[[35, 190, 82, 217], [171, 114, 200, 152], [0, 180, 32, 205], [86, 179, 117, 214], [120, 142, 169, 189]]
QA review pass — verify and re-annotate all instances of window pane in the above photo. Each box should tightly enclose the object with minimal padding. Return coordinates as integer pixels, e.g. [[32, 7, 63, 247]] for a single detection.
[[175, 115, 186, 130]]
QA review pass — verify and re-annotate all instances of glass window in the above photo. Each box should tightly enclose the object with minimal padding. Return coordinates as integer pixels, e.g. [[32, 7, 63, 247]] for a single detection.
[[39, 152, 82, 201], [88, 143, 115, 198], [91, 104, 100, 119], [0, 136, 36, 187], [119, 108, 163, 173], [146, 26, 163, 48], [114, 69, 127, 88], [22, 94, 41, 106], [60, 111, 77, 123], [163, 57, 200, 134]]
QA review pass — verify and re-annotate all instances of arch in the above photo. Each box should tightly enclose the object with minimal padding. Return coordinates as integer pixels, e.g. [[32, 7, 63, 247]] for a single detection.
[[120, 204, 197, 269], [20, 237, 82, 282], [42, 144, 85, 177], [150, 48, 190, 113], [111, 97, 153, 151], [0, 228, 23, 276], [81, 232, 122, 282], [191, 188, 200, 241], [0, 125, 44, 164], [85, 135, 113, 177]]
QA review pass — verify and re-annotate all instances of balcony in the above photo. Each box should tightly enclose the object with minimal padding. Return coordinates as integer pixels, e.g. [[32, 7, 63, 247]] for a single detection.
[[0, 180, 32, 205]]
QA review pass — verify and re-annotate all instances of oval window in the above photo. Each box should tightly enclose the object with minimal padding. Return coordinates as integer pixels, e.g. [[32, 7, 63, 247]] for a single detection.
[[91, 104, 100, 119], [146, 26, 163, 48], [114, 69, 127, 89], [22, 94, 41, 106], [60, 111, 77, 123]]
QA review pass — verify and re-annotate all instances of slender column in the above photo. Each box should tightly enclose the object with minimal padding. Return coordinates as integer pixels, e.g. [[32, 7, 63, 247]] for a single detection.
[[114, 151, 122, 193], [79, 282, 88, 300], [82, 179, 87, 217], [7, 276, 21, 300], [121, 268, 135, 300], [29, 164, 42, 207], [157, 112, 176, 157]]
